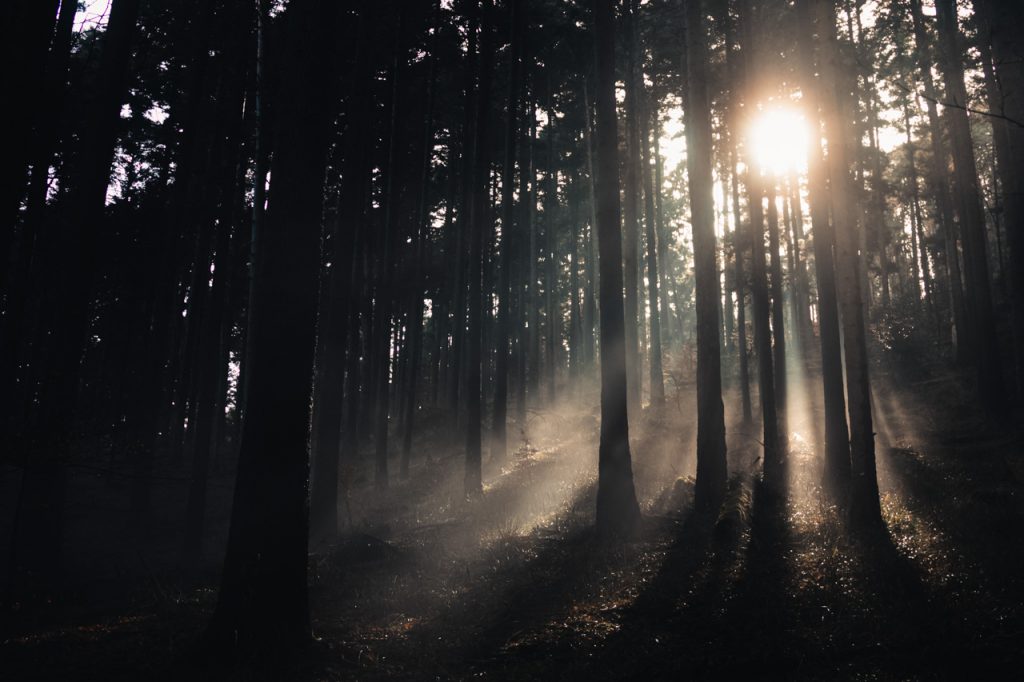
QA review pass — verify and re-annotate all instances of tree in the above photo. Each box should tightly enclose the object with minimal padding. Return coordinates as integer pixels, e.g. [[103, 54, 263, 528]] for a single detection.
[[1, 0, 61, 250], [640, 81, 666, 406], [935, 0, 1007, 420], [983, 0, 1024, 401], [815, 0, 882, 529], [465, 0, 496, 497], [12, 0, 142, 585], [183, 0, 251, 560], [622, 0, 643, 414], [492, 0, 524, 463], [908, 0, 967, 361], [208, 0, 340, 650], [684, 0, 727, 511], [592, 0, 641, 536], [766, 180, 788, 452], [738, 0, 782, 489], [795, 0, 851, 492], [720, 4, 754, 425], [310, 5, 375, 539]]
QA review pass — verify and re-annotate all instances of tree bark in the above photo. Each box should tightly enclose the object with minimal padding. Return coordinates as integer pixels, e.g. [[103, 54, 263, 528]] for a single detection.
[[738, 0, 782, 488], [796, 0, 850, 491], [592, 0, 641, 536], [984, 0, 1024, 401], [622, 0, 643, 414], [640, 84, 666, 405], [908, 0, 967, 361], [816, 0, 881, 528], [465, 0, 496, 497], [935, 0, 1007, 419], [491, 0, 522, 463], [685, 0, 728, 510], [209, 0, 339, 650]]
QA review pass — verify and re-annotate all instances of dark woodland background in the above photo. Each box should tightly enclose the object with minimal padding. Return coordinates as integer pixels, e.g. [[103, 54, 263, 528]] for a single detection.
[[1, 0, 1024, 679]]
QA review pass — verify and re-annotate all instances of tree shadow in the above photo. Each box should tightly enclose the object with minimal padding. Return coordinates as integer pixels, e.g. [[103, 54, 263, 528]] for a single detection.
[[708, 476, 797, 679]]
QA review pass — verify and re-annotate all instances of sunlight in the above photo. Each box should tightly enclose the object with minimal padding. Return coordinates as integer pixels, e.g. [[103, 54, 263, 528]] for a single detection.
[[748, 108, 809, 177], [657, 103, 686, 184]]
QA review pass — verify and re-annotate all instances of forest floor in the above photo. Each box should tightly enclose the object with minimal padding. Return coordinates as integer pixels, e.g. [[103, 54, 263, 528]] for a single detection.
[[2, 356, 1024, 680]]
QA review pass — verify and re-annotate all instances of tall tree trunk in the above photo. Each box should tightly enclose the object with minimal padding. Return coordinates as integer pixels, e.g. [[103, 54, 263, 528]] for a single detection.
[[516, 89, 534, 425], [796, 0, 850, 491], [816, 0, 881, 529], [685, 0, 727, 510], [569, 173, 583, 381], [491, 0, 521, 463], [592, 0, 641, 536], [739, 0, 782, 488], [583, 82, 600, 368], [447, 7, 481, 421], [184, 19, 250, 560], [373, 12, 409, 489], [640, 85, 666, 404], [310, 6, 372, 538], [787, 172, 812, 350], [731, 154, 754, 424], [984, 0, 1024, 400], [12, 0, 142, 588], [0, 0, 59, 248], [622, 0, 643, 414], [908, 0, 967, 361], [209, 0, 339, 650], [935, 0, 1007, 419], [465, 0, 495, 497], [527, 110, 541, 402], [402, 31, 440, 476], [0, 0, 77, 445], [543, 90, 558, 404], [766, 182, 788, 451], [722, 0, 753, 424], [653, 123, 674, 359]]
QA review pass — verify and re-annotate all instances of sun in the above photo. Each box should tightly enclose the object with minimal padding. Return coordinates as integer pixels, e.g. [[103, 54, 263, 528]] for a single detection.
[[748, 108, 809, 177]]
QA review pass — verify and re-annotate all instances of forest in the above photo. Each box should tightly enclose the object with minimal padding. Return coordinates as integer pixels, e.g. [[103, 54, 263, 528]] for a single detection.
[[1, 0, 1023, 679]]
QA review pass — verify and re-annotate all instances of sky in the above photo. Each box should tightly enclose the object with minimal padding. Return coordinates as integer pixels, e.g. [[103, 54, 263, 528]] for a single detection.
[[76, 0, 112, 32]]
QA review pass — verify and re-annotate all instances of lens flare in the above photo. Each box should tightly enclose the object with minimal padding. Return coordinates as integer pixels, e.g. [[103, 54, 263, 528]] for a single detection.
[[748, 108, 809, 176]]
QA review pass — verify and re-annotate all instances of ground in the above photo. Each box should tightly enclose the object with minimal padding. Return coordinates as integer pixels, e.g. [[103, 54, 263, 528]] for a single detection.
[[2, 355, 1023, 680]]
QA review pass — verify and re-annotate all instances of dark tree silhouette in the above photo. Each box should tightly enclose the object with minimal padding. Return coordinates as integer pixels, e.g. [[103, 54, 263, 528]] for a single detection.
[[208, 0, 340, 649], [684, 0, 727, 511], [592, 0, 641, 536]]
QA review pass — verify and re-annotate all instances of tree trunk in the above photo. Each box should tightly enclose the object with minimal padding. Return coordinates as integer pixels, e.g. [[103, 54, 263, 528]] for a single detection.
[[13, 0, 142, 588], [984, 0, 1024, 401], [685, 0, 728, 510], [622, 0, 643, 414], [722, 0, 753, 424], [766, 182, 788, 451], [816, 0, 881, 529], [183, 18, 249, 560], [796, 0, 850, 491], [0, 0, 59, 248], [935, 0, 1007, 419], [209, 0, 339, 651], [908, 0, 967, 361], [592, 0, 641, 536], [640, 85, 666, 405], [739, 0, 782, 488], [401, 28, 440, 476], [491, 0, 522, 463], [465, 0, 495, 497]]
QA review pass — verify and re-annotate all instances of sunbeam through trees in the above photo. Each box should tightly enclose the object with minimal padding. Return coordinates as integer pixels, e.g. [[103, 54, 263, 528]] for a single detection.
[[2, 0, 1024, 679]]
